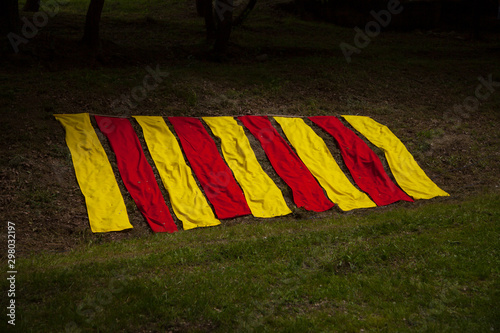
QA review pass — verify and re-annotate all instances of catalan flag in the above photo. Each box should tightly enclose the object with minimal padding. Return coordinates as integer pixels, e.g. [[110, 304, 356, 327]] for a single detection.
[[55, 114, 448, 233]]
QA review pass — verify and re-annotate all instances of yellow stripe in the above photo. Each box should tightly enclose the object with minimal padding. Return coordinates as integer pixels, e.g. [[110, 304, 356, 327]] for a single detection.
[[134, 116, 220, 230], [274, 117, 376, 211], [54, 113, 132, 232], [343, 116, 449, 199], [203, 117, 291, 218]]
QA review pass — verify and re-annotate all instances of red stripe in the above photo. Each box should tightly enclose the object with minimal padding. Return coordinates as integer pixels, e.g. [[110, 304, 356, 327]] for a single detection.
[[309, 116, 413, 206], [238, 116, 334, 212], [95, 116, 178, 233], [168, 117, 251, 219]]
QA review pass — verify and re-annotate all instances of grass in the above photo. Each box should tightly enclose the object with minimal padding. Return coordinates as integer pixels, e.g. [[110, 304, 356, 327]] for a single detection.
[[1, 0, 500, 331], [4, 193, 499, 332]]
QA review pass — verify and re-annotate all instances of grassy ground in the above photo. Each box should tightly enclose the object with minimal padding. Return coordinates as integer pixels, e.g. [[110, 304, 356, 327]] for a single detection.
[[0, 0, 499, 331], [6, 193, 500, 332]]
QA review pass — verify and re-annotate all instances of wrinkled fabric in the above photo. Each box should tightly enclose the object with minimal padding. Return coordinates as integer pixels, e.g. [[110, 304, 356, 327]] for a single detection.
[[168, 117, 251, 219], [309, 116, 413, 206], [343, 116, 449, 199], [134, 116, 220, 230], [274, 117, 376, 211], [204, 117, 291, 218], [54, 113, 132, 232], [239, 116, 334, 212], [95, 116, 178, 233]]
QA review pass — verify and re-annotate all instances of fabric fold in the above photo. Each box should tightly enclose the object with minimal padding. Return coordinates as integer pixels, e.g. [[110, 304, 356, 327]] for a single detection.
[[133, 116, 220, 230], [54, 113, 132, 233], [343, 115, 449, 199]]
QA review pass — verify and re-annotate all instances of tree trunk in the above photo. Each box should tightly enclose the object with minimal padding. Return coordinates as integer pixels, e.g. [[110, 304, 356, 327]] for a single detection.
[[1, 0, 20, 53], [201, 0, 216, 40], [0, 0, 20, 34], [213, 0, 233, 53], [22, 0, 40, 12], [82, 0, 105, 48], [196, 0, 205, 17]]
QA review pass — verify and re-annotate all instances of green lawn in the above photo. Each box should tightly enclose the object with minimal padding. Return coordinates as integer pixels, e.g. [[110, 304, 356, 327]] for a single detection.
[[1, 0, 500, 331], [6, 193, 498, 332]]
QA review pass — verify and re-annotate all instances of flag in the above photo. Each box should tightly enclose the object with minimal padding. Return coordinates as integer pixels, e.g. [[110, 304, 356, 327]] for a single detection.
[[56, 114, 447, 233]]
